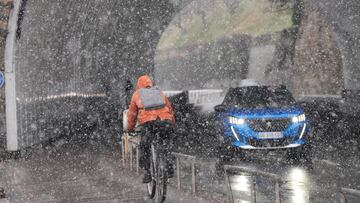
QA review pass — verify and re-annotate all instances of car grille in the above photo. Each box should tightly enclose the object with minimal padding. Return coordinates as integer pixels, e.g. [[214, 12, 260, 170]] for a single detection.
[[247, 118, 290, 132], [248, 138, 293, 148]]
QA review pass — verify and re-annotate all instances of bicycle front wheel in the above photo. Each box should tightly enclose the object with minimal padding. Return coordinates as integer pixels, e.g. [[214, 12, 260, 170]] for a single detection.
[[155, 157, 167, 203], [147, 146, 156, 199]]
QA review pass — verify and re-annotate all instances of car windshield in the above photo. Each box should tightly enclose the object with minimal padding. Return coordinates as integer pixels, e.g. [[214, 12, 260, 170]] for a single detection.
[[223, 86, 296, 108]]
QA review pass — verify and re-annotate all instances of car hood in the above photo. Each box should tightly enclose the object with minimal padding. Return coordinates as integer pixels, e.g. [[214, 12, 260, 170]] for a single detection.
[[227, 107, 304, 119]]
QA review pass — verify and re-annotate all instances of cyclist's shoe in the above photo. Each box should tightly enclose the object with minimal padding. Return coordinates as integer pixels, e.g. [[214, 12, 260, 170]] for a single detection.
[[167, 165, 174, 179], [142, 170, 152, 183]]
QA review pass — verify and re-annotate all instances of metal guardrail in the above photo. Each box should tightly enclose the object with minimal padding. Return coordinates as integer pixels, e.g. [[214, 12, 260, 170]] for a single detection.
[[128, 138, 140, 173], [120, 133, 140, 173], [224, 165, 281, 203], [173, 152, 197, 193], [163, 89, 224, 105], [224, 165, 360, 203], [121, 133, 198, 193], [340, 187, 360, 203]]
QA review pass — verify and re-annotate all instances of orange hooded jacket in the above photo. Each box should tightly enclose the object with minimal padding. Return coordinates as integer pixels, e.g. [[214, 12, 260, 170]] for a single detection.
[[127, 75, 175, 131]]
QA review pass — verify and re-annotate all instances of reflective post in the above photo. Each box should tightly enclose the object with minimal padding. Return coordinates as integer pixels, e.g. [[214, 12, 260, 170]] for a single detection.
[[136, 146, 139, 173], [191, 160, 196, 193], [340, 193, 346, 203], [129, 144, 133, 170], [275, 180, 280, 203], [250, 176, 256, 203], [177, 157, 181, 190], [124, 133, 129, 160], [121, 137, 125, 166], [224, 167, 234, 203]]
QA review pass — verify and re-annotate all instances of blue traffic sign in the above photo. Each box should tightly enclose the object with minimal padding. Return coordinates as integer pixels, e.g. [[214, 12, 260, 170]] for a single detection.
[[0, 71, 4, 88]]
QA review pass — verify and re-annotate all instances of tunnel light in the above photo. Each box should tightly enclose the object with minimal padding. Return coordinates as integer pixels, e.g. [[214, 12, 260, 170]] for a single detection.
[[292, 114, 306, 123], [229, 116, 245, 125]]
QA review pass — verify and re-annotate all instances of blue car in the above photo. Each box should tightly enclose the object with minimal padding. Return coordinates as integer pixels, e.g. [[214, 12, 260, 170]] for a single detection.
[[214, 85, 312, 162]]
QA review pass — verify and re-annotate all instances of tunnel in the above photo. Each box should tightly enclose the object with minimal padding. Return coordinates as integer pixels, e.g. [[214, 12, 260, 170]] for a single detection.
[[1, 0, 360, 151]]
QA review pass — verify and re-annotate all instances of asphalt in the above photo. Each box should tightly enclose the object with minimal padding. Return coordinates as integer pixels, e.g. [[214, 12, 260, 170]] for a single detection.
[[0, 136, 211, 203], [0, 125, 359, 203]]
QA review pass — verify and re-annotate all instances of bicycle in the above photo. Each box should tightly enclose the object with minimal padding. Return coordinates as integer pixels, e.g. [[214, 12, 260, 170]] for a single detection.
[[146, 132, 171, 203]]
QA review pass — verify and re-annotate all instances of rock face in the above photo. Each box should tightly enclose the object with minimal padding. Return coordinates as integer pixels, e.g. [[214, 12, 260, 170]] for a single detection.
[[292, 0, 343, 96], [155, 34, 251, 90], [309, 0, 360, 91]]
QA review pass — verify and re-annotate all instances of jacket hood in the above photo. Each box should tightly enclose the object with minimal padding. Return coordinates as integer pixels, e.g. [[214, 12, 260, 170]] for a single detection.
[[136, 75, 153, 90]]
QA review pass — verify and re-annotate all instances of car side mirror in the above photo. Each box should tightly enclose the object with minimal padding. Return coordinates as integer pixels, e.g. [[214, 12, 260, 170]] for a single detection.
[[214, 105, 226, 112]]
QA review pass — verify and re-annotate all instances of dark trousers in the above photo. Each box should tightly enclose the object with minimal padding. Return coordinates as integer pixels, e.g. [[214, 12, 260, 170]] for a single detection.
[[139, 120, 174, 171]]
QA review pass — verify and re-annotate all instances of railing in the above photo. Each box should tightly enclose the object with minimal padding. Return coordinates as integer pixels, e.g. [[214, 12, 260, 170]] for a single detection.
[[121, 133, 140, 173], [224, 165, 281, 203], [163, 89, 223, 106], [121, 133, 198, 193], [224, 165, 360, 203], [340, 187, 360, 203], [128, 137, 140, 173], [173, 152, 197, 193], [188, 89, 223, 105]]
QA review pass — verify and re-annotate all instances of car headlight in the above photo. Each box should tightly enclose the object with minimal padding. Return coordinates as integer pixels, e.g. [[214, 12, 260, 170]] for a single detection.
[[229, 116, 245, 125], [292, 114, 306, 123]]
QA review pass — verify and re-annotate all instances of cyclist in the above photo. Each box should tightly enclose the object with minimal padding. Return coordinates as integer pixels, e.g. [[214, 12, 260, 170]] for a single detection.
[[127, 75, 175, 183]]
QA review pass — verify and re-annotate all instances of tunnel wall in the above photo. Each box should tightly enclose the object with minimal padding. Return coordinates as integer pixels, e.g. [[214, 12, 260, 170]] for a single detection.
[[4, 0, 176, 150]]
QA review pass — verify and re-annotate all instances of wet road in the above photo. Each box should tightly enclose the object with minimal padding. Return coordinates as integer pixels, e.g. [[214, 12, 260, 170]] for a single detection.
[[173, 126, 360, 203], [0, 136, 211, 203], [224, 155, 360, 203], [0, 127, 359, 203]]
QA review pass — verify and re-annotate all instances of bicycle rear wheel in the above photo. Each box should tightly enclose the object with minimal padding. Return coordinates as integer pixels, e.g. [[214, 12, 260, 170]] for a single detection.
[[147, 146, 156, 199]]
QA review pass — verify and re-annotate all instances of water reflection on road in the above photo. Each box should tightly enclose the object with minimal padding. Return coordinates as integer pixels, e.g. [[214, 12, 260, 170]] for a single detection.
[[285, 167, 310, 203], [227, 163, 312, 203]]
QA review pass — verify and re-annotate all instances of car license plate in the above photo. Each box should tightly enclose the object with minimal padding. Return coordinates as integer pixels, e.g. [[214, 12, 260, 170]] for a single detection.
[[258, 132, 284, 139]]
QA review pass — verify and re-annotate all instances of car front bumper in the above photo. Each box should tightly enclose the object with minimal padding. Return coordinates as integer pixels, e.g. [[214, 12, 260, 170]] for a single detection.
[[238, 143, 302, 149]]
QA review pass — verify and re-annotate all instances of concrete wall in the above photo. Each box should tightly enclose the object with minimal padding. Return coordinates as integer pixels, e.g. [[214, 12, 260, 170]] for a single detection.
[[0, 0, 13, 150], [3, 0, 176, 150]]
